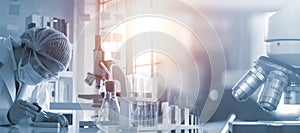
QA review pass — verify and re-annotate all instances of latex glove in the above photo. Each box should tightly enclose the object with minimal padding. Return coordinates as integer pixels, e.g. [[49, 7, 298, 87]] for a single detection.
[[33, 111, 69, 127], [8, 100, 39, 125]]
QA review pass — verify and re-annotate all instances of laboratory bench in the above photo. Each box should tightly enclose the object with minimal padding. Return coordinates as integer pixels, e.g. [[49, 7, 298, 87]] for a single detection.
[[0, 93, 241, 133], [4, 120, 300, 133], [44, 102, 206, 133], [0, 120, 229, 133]]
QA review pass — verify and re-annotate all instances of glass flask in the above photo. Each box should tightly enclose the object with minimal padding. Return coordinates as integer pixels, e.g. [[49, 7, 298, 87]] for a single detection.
[[99, 80, 120, 125]]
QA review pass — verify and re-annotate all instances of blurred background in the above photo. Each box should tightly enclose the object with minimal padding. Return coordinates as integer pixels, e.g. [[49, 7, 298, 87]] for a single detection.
[[1, 0, 299, 132]]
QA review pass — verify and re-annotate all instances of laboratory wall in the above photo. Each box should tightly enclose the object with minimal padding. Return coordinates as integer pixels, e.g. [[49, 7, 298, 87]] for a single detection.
[[0, 0, 75, 41]]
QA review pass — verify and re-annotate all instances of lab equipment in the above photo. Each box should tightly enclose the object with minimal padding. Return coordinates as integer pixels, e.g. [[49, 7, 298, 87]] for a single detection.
[[98, 80, 120, 125], [127, 74, 159, 127], [84, 72, 96, 86], [32, 103, 49, 119], [257, 70, 288, 111], [84, 35, 106, 90], [231, 1, 300, 112], [232, 56, 300, 111], [284, 82, 300, 104], [81, 33, 202, 131], [8, 100, 39, 125], [20, 27, 72, 70], [83, 35, 114, 108], [130, 101, 158, 127], [229, 4, 300, 133], [231, 63, 266, 102]]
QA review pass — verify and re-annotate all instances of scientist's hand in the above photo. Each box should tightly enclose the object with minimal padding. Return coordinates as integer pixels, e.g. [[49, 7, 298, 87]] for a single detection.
[[8, 100, 39, 125], [33, 111, 69, 127]]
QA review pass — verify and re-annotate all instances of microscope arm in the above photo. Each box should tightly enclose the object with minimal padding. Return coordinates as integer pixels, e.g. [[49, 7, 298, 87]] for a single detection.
[[266, 1, 300, 67]]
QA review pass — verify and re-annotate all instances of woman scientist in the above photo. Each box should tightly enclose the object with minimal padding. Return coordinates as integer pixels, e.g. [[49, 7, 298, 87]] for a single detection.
[[0, 27, 72, 127]]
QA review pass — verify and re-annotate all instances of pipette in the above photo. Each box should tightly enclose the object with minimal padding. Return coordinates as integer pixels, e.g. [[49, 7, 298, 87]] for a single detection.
[[28, 97, 49, 119]]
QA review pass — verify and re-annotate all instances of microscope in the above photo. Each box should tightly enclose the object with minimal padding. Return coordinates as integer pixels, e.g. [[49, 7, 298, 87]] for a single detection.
[[231, 1, 300, 112], [230, 2, 300, 133]]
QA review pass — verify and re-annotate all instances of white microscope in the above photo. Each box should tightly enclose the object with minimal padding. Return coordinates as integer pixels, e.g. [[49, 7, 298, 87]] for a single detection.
[[229, 2, 300, 133], [232, 1, 300, 112]]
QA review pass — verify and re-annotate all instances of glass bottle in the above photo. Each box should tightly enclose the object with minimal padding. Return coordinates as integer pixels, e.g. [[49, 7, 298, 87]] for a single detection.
[[99, 80, 120, 125]]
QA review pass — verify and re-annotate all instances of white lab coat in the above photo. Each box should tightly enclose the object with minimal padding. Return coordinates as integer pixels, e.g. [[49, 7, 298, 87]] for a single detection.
[[0, 36, 50, 125]]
